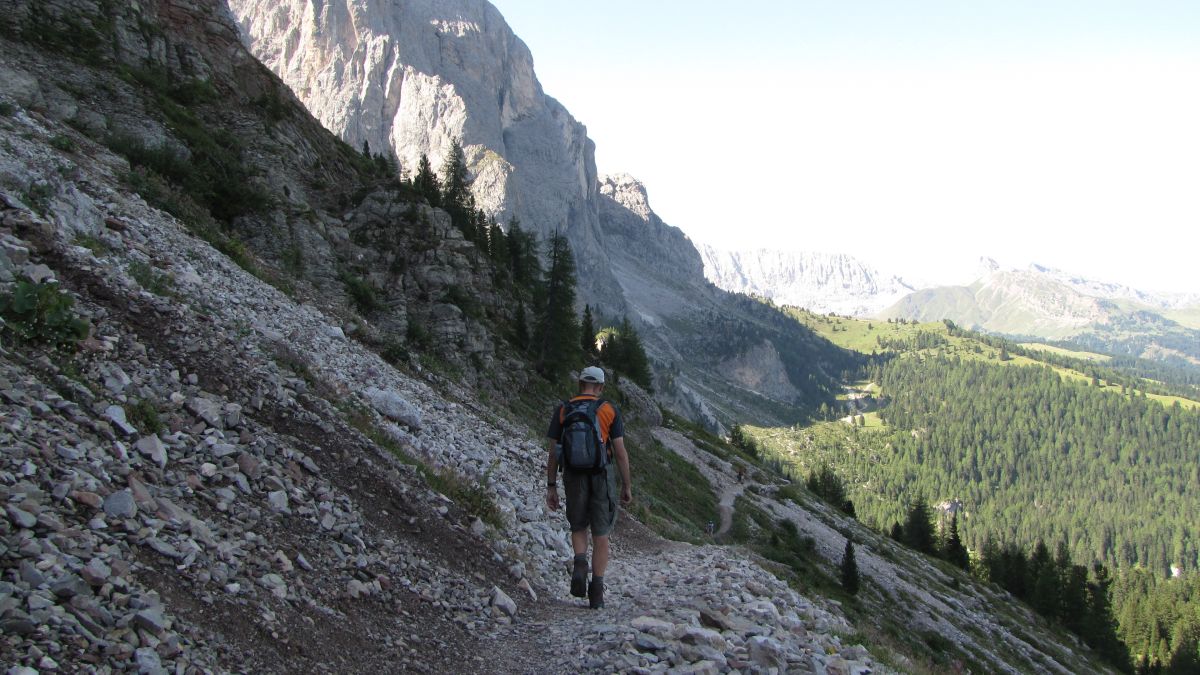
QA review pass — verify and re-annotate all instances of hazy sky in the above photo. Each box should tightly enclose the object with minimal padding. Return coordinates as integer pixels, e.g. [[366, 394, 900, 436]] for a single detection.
[[489, 1, 1200, 293]]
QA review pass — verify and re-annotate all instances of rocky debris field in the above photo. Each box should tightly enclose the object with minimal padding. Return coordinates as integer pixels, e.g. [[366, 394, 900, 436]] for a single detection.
[[0, 94, 888, 673]]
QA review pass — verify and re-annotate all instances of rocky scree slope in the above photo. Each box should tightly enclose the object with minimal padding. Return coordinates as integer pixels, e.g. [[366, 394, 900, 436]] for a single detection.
[[228, 0, 860, 432], [0, 2, 885, 672]]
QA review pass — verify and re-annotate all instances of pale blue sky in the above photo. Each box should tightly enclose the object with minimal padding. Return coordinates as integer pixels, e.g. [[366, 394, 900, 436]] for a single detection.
[[491, 1, 1200, 293]]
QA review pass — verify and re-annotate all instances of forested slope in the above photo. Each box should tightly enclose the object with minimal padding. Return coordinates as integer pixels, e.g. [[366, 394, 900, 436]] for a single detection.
[[748, 310, 1200, 671]]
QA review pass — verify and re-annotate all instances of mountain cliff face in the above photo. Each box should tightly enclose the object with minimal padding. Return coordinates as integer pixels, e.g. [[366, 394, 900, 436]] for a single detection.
[[700, 246, 916, 317], [226, 0, 623, 301]]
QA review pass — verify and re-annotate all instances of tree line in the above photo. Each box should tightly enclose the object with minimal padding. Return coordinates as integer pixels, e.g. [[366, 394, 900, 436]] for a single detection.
[[388, 140, 652, 385]]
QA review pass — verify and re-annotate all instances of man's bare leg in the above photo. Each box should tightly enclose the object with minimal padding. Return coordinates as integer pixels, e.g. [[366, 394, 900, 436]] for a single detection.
[[572, 530, 588, 556], [592, 534, 610, 577]]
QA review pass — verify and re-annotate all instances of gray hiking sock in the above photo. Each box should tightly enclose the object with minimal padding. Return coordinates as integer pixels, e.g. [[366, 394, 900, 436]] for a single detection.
[[573, 553, 587, 563]]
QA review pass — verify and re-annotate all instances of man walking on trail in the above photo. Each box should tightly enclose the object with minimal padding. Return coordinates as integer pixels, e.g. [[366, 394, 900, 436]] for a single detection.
[[545, 366, 632, 609]]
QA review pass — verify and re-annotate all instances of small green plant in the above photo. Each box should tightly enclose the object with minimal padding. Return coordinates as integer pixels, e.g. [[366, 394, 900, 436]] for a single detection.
[[127, 398, 162, 435], [128, 260, 174, 297], [0, 101, 15, 116], [406, 319, 431, 350], [49, 134, 77, 153], [73, 234, 108, 256], [281, 245, 305, 275], [443, 284, 482, 319], [342, 405, 504, 527], [339, 270, 381, 314], [22, 182, 54, 214], [0, 277, 89, 350], [380, 340, 410, 366], [426, 466, 505, 529]]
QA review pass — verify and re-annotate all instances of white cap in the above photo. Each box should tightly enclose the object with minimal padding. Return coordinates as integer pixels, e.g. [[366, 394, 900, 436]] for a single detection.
[[579, 366, 606, 384]]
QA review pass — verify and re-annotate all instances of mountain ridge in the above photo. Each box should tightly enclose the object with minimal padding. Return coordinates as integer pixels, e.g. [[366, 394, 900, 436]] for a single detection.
[[700, 245, 917, 317]]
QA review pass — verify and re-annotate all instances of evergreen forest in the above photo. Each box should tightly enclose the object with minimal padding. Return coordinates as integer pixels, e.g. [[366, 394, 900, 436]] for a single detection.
[[746, 312, 1200, 672]]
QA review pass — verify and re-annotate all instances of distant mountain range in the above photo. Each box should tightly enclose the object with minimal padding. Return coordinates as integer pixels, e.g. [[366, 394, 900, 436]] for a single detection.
[[699, 246, 916, 317], [882, 258, 1200, 367], [701, 246, 1199, 368]]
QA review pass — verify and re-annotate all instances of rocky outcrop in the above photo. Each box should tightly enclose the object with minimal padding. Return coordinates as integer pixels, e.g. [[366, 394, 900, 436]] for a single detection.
[[599, 173, 705, 285], [716, 341, 801, 403]]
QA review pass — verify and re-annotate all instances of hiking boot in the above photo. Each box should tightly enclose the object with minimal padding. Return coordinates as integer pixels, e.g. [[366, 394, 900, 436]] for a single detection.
[[588, 578, 604, 609], [570, 557, 589, 598]]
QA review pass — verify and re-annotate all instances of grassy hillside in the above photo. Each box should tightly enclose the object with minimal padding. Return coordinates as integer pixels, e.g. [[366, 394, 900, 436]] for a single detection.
[[1020, 342, 1112, 362], [787, 308, 1200, 411]]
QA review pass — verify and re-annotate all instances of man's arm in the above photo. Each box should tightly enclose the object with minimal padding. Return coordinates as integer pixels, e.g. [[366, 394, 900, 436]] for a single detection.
[[611, 437, 632, 504], [545, 439, 560, 511]]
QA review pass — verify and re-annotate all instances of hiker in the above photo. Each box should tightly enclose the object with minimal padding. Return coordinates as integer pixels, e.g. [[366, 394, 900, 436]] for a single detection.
[[545, 366, 632, 609], [736, 466, 745, 484]]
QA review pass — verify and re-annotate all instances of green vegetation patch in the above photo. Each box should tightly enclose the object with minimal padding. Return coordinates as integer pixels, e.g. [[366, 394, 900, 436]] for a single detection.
[[128, 260, 175, 297], [0, 277, 89, 350], [627, 432, 719, 542]]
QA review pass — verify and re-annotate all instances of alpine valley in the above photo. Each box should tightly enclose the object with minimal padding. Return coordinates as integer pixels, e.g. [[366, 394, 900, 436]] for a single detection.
[[0, 0, 1195, 673]]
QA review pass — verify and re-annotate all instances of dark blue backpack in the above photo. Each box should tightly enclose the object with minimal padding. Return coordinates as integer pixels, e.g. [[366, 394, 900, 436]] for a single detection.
[[559, 398, 607, 473]]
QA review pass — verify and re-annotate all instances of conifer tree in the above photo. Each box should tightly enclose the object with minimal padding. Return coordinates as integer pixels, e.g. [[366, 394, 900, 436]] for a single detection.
[[439, 141, 479, 238], [533, 231, 580, 377], [513, 301, 529, 352], [1084, 563, 1130, 667], [616, 316, 652, 387], [506, 219, 539, 288], [902, 499, 936, 555], [841, 539, 860, 595], [414, 153, 440, 206], [729, 424, 747, 449], [943, 512, 970, 569], [440, 141, 469, 209], [488, 218, 509, 270], [580, 304, 597, 358]]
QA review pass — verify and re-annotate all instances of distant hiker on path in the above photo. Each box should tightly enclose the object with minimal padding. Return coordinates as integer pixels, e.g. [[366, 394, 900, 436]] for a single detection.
[[545, 366, 632, 609]]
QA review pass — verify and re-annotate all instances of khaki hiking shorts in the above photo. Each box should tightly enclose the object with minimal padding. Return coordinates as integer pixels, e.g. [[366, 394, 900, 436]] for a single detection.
[[563, 464, 619, 536]]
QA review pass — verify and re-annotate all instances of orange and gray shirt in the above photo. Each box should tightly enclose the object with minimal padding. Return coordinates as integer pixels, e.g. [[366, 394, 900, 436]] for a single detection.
[[546, 395, 625, 448]]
